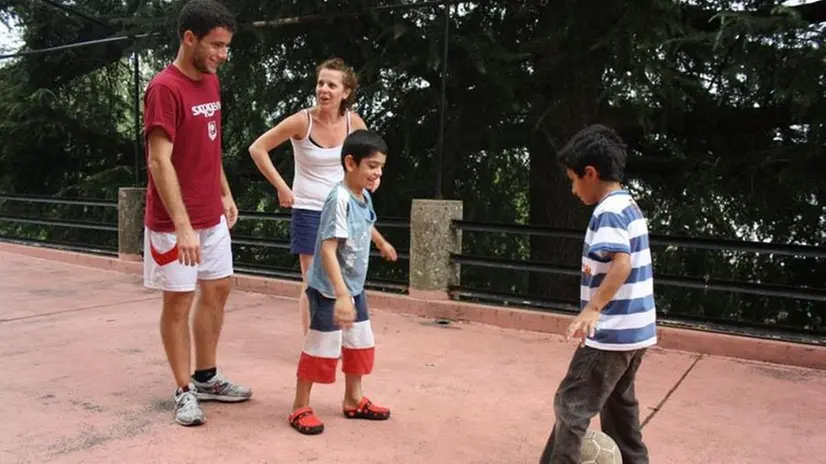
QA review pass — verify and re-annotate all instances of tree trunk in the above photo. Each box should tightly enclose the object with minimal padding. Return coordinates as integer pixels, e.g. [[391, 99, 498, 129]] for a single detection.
[[526, 0, 617, 303]]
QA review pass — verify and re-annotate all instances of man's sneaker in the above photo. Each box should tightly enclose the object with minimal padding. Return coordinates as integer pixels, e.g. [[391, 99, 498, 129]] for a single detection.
[[191, 372, 252, 403], [174, 385, 205, 426]]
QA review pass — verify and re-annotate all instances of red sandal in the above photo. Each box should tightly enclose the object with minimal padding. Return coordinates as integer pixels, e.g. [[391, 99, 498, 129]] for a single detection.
[[289, 407, 324, 435], [343, 397, 391, 420]]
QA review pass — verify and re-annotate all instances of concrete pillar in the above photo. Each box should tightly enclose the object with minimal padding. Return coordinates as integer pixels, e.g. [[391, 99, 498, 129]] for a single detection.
[[118, 187, 146, 261], [408, 199, 463, 300]]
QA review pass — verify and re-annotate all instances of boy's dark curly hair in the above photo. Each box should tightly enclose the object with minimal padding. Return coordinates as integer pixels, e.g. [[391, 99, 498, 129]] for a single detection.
[[557, 124, 627, 182]]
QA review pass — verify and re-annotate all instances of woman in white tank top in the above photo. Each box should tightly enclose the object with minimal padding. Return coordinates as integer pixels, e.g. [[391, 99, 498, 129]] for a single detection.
[[248, 58, 396, 335]]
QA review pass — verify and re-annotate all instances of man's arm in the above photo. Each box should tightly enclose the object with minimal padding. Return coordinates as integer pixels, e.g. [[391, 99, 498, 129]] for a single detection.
[[146, 129, 190, 230], [220, 165, 232, 198]]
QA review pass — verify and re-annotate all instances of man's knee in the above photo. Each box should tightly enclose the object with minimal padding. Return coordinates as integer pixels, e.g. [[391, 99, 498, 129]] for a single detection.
[[162, 291, 195, 322], [199, 277, 232, 308]]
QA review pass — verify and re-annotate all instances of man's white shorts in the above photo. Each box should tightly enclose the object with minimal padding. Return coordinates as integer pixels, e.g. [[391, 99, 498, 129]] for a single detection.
[[143, 215, 233, 292]]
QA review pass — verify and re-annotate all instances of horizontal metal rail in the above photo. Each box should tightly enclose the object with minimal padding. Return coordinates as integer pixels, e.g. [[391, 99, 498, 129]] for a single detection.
[[0, 194, 117, 207], [451, 285, 581, 313], [450, 285, 825, 341], [451, 253, 826, 303], [232, 235, 410, 260], [235, 263, 408, 293], [0, 215, 118, 232], [238, 211, 291, 222], [232, 236, 292, 250], [0, 236, 117, 256], [238, 210, 410, 229], [453, 220, 826, 258]]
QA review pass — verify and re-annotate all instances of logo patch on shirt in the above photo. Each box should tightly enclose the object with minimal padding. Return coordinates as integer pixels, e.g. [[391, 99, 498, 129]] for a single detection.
[[192, 101, 221, 118], [208, 121, 217, 141]]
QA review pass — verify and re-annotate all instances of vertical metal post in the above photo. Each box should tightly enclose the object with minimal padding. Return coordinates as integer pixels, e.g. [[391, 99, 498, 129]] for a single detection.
[[435, 0, 450, 199], [132, 45, 141, 187]]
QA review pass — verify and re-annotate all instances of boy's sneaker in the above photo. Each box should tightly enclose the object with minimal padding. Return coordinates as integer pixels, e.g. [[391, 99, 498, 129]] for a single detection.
[[191, 372, 252, 403], [174, 385, 205, 426]]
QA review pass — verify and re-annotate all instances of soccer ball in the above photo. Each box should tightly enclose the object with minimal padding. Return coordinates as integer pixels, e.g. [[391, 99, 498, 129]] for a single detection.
[[580, 428, 622, 463]]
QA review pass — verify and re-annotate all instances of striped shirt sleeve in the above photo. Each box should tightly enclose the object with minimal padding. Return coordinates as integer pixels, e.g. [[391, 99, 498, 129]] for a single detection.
[[587, 211, 631, 262]]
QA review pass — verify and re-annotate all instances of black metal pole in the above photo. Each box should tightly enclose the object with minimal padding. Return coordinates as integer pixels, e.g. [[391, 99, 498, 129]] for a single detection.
[[133, 45, 141, 187], [0, 32, 159, 60], [435, 0, 450, 199]]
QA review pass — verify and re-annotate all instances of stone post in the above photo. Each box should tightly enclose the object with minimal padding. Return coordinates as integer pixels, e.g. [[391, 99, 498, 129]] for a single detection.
[[118, 187, 146, 261], [408, 199, 463, 300]]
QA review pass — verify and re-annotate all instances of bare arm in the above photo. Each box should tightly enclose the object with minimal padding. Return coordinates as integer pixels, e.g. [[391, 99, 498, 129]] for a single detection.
[[587, 252, 632, 312], [320, 238, 350, 298], [350, 112, 368, 131], [566, 251, 632, 341], [371, 226, 397, 261], [371, 227, 386, 247], [248, 112, 306, 192], [146, 129, 190, 230], [220, 165, 232, 198]]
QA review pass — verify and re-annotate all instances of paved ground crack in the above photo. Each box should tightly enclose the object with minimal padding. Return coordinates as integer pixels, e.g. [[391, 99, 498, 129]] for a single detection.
[[641, 353, 704, 429], [0, 296, 160, 323]]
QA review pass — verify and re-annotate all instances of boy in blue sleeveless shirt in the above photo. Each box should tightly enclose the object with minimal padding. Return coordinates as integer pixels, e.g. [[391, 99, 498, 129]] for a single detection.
[[288, 129, 395, 435], [540, 124, 656, 464]]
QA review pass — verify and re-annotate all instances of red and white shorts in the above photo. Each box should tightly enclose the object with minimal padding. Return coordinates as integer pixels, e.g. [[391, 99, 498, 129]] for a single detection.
[[143, 215, 233, 292]]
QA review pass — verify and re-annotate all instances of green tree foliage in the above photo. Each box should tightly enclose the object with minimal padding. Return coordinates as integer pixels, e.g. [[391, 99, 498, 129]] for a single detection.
[[0, 0, 823, 333]]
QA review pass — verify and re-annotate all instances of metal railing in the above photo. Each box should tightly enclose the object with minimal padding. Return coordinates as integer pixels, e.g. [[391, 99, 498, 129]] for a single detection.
[[0, 194, 119, 256], [0, 194, 411, 293], [450, 219, 826, 341], [2, 194, 824, 342], [231, 212, 411, 294]]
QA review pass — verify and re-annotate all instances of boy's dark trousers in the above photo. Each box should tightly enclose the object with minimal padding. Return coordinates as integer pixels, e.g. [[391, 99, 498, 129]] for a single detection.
[[539, 345, 650, 464]]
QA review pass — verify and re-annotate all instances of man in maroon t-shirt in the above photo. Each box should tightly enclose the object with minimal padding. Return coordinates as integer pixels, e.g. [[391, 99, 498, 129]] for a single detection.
[[142, 0, 251, 426]]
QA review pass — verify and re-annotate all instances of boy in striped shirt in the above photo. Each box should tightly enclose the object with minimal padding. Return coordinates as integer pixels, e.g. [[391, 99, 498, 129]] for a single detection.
[[540, 124, 655, 464]]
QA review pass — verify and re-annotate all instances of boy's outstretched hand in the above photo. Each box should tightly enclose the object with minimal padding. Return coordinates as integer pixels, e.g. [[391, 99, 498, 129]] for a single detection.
[[378, 240, 397, 261], [566, 305, 601, 346], [334, 295, 356, 329]]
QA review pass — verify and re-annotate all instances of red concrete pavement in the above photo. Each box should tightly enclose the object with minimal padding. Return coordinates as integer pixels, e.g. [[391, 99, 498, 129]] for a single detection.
[[1, 250, 825, 464]]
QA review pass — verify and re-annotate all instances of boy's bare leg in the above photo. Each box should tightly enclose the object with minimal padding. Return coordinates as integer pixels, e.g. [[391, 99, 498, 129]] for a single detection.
[[343, 373, 363, 409], [160, 291, 196, 388], [341, 371, 389, 420], [298, 254, 313, 335], [293, 379, 315, 410]]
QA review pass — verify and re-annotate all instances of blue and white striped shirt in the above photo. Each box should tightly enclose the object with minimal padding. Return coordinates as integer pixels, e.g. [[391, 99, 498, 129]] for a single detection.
[[581, 190, 657, 351]]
